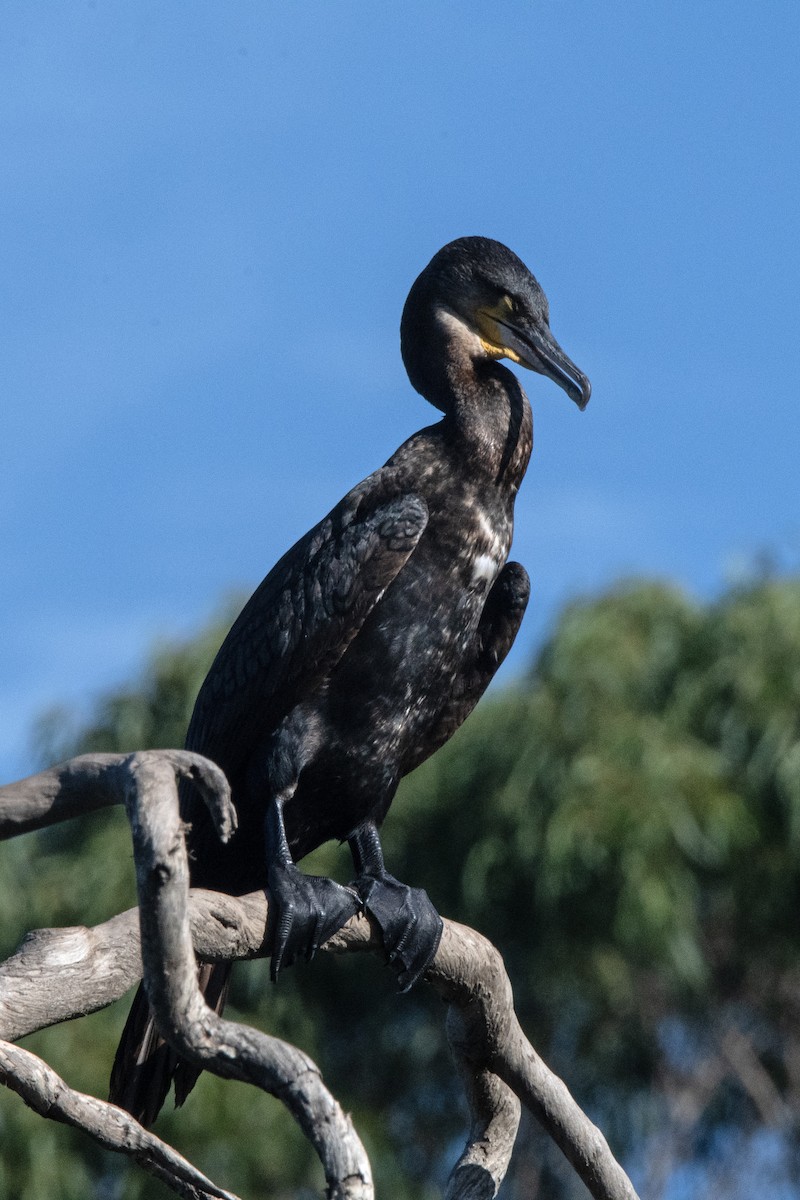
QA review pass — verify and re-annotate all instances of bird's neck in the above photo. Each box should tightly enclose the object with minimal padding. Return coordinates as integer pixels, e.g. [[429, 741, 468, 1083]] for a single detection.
[[403, 309, 533, 493]]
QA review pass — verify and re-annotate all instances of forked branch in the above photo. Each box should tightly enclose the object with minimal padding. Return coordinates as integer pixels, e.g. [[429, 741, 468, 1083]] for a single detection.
[[0, 752, 640, 1200]]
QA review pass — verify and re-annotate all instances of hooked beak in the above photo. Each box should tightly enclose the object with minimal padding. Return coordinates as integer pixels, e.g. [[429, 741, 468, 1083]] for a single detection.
[[498, 316, 591, 410]]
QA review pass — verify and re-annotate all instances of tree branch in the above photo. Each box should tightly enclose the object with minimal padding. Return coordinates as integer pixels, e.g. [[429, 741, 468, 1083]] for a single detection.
[[0, 752, 640, 1200], [0, 1041, 240, 1200], [121, 750, 373, 1200], [1, 752, 372, 1200], [0, 749, 228, 838]]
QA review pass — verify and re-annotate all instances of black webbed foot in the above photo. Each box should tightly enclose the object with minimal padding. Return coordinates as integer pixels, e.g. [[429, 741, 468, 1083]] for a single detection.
[[267, 863, 361, 982], [354, 872, 443, 992]]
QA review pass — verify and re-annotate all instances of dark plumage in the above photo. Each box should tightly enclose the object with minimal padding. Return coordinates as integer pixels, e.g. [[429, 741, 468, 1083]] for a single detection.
[[110, 236, 590, 1125]]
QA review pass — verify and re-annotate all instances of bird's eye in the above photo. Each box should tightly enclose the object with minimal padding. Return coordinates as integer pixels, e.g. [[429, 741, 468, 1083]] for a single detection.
[[500, 293, 516, 314]]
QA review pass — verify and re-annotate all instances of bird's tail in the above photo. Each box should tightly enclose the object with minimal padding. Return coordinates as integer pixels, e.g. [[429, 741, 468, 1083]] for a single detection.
[[109, 961, 231, 1127]]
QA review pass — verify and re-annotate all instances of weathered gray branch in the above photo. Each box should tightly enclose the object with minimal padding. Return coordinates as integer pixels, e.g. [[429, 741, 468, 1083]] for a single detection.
[[1, 752, 372, 1200], [0, 749, 227, 838], [0, 1041, 240, 1200], [0, 752, 641, 1200], [121, 750, 373, 1200], [327, 919, 640, 1200], [436, 923, 640, 1200]]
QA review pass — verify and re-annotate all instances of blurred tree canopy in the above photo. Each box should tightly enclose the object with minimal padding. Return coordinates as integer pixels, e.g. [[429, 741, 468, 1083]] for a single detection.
[[2, 576, 800, 1199]]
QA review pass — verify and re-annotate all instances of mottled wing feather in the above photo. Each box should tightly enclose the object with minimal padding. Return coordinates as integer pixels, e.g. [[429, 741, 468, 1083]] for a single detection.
[[185, 465, 427, 783]]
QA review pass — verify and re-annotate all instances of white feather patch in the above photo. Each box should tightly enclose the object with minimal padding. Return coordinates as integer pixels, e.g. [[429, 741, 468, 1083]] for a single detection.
[[472, 552, 500, 585]]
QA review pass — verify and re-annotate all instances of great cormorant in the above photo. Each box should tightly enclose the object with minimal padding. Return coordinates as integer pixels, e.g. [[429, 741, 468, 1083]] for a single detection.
[[110, 236, 590, 1125]]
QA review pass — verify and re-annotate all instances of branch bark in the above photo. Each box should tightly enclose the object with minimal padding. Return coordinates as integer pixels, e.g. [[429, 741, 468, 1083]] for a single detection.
[[1, 752, 372, 1200], [0, 1041, 240, 1200], [0, 752, 641, 1200], [122, 750, 373, 1200]]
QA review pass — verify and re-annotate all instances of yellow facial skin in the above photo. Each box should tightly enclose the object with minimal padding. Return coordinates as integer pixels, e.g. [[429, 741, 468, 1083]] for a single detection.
[[475, 295, 523, 363]]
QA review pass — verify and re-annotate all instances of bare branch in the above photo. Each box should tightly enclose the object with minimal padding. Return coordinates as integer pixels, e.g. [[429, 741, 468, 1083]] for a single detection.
[[2, 897, 638, 1199], [0, 894, 268, 1043], [0, 752, 128, 836], [438, 922, 639, 1200], [1, 751, 639, 1200], [1, 751, 371, 1200], [0, 750, 232, 839], [0, 1041, 240, 1200], [327, 919, 641, 1200], [0, 912, 142, 1041], [120, 750, 373, 1200], [444, 1066, 521, 1200]]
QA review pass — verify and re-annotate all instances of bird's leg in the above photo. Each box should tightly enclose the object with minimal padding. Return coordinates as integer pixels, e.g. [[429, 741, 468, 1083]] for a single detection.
[[349, 821, 443, 991], [265, 792, 360, 981]]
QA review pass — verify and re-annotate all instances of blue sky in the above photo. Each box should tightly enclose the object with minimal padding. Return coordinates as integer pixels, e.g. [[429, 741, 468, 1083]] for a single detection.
[[3, 2, 799, 782]]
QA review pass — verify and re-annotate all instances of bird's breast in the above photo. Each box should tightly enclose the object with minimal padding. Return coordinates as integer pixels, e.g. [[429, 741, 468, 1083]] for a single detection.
[[464, 504, 510, 592]]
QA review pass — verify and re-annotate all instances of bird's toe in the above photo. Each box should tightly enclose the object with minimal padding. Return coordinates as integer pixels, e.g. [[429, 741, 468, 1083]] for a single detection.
[[267, 864, 360, 981], [353, 873, 443, 991]]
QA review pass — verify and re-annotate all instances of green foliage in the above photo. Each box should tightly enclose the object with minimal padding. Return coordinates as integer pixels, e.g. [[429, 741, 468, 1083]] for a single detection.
[[3, 578, 800, 1197]]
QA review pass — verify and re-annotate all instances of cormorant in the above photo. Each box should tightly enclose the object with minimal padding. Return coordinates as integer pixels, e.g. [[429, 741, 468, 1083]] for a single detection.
[[110, 236, 590, 1125]]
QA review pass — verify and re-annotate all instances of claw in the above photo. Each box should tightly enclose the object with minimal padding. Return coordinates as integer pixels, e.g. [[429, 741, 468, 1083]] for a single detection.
[[268, 863, 360, 981], [352, 872, 443, 991]]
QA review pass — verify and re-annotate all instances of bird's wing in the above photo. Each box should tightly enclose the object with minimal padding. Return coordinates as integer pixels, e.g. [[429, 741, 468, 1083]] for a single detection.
[[184, 465, 428, 781]]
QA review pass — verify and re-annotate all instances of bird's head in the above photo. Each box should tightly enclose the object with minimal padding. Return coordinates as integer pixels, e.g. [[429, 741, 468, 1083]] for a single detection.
[[401, 236, 590, 412]]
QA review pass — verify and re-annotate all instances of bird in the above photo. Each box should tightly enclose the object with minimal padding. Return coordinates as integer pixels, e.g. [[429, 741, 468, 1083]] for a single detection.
[[109, 235, 590, 1126]]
